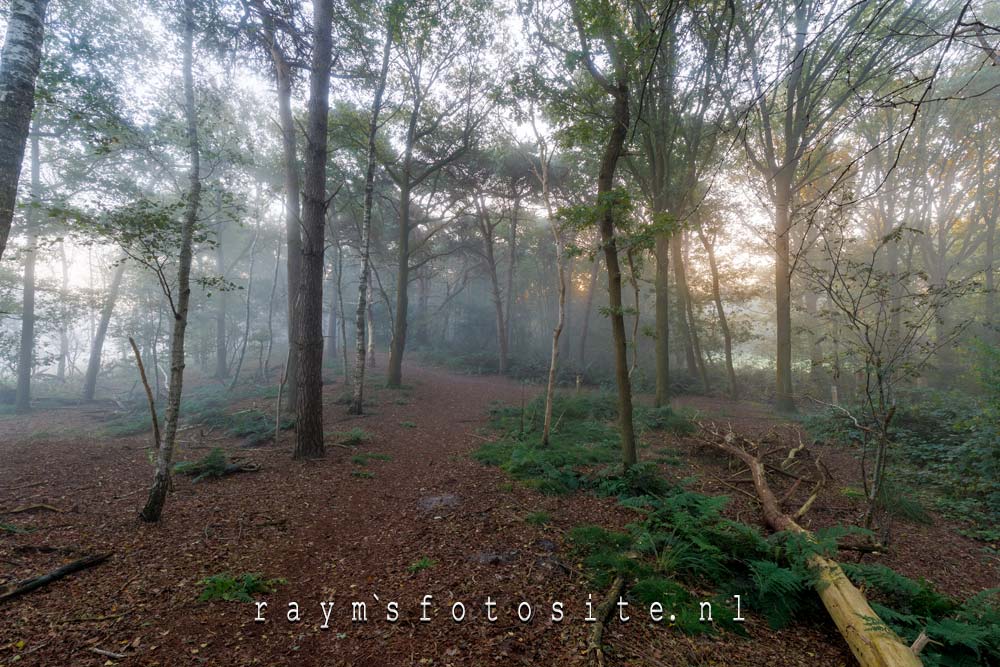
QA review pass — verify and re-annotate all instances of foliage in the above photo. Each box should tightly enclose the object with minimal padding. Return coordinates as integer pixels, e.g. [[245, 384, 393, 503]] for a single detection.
[[525, 510, 551, 525], [477, 397, 999, 661], [843, 563, 1000, 666], [198, 572, 284, 603], [336, 428, 372, 446], [0, 523, 34, 534], [350, 452, 391, 465], [803, 376, 1000, 539], [103, 385, 292, 444], [407, 556, 436, 573], [174, 447, 229, 482]]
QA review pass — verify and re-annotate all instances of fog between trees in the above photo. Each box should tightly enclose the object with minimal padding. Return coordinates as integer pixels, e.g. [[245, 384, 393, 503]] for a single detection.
[[0, 0, 997, 519]]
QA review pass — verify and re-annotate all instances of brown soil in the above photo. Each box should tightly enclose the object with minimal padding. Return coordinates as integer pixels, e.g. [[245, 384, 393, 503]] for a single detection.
[[1, 363, 996, 666]]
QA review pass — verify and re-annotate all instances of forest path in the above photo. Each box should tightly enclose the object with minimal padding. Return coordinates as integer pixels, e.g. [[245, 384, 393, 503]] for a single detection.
[[2, 362, 992, 666]]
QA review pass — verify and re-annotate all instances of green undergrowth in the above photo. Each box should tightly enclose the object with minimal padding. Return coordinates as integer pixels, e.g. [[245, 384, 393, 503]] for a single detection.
[[173, 447, 240, 482], [198, 572, 285, 603], [473, 393, 693, 495], [476, 396, 1000, 665], [104, 385, 293, 445]]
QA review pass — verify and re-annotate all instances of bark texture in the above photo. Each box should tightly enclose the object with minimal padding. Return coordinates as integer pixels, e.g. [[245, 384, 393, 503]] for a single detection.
[[292, 0, 333, 459], [350, 23, 392, 415], [0, 0, 49, 262]]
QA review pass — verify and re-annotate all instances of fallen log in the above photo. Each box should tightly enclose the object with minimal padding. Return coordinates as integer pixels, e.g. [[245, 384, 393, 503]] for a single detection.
[[701, 425, 922, 667], [1, 504, 66, 515], [0, 553, 111, 604]]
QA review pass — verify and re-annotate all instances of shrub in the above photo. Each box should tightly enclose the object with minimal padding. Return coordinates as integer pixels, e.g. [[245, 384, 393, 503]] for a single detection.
[[407, 557, 435, 573], [198, 573, 284, 603]]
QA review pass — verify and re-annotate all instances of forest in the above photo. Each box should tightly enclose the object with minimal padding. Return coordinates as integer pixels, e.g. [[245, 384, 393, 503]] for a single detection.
[[0, 0, 998, 665]]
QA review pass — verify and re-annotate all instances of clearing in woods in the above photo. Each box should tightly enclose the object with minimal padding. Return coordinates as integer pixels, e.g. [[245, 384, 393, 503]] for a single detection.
[[0, 363, 996, 666]]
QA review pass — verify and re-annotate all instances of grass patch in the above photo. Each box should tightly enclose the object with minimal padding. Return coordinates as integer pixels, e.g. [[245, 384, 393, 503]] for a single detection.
[[350, 452, 391, 465], [407, 556, 435, 573], [198, 573, 285, 603], [525, 511, 551, 526], [334, 427, 372, 446], [399, 421, 416, 428], [351, 470, 375, 479], [0, 522, 34, 534]]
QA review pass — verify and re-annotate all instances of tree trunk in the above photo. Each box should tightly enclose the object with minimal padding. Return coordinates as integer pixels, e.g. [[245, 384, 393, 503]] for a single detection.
[[698, 228, 737, 399], [324, 263, 337, 366], [263, 16, 301, 410], [14, 135, 40, 414], [57, 242, 69, 381], [229, 222, 259, 390], [140, 0, 201, 522], [336, 245, 349, 381], [537, 143, 565, 448], [654, 232, 670, 406], [262, 238, 281, 381], [681, 234, 709, 393], [593, 74, 636, 470], [214, 232, 228, 379], [415, 274, 429, 346], [773, 174, 795, 411], [350, 23, 391, 412], [670, 233, 698, 378], [479, 208, 508, 376], [0, 0, 49, 262], [578, 255, 599, 370], [292, 0, 333, 459], [82, 261, 127, 401], [387, 178, 411, 388], [504, 193, 519, 361]]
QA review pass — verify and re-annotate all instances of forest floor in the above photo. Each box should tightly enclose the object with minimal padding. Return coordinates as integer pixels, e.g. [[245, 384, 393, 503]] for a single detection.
[[1, 362, 997, 666]]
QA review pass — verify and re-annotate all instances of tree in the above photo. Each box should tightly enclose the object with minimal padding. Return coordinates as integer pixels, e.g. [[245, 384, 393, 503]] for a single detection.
[[530, 116, 566, 447], [566, 0, 642, 469], [140, 0, 203, 522], [81, 260, 127, 401], [804, 197, 977, 534], [13, 135, 40, 413], [242, 0, 306, 410], [382, 0, 493, 388], [292, 0, 334, 459], [350, 3, 395, 415], [731, 0, 932, 411], [0, 0, 49, 262]]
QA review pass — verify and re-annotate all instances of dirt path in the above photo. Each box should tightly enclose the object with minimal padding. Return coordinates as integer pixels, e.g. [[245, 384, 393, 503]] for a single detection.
[[1, 363, 993, 666]]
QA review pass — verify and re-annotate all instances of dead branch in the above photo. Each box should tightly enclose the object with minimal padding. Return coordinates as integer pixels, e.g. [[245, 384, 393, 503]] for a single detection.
[[588, 574, 625, 667], [698, 422, 922, 667], [128, 336, 162, 454], [0, 553, 111, 604], [88, 647, 127, 659], [1, 504, 66, 515]]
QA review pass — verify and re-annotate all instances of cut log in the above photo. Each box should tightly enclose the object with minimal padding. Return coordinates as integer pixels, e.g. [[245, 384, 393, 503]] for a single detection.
[[0, 553, 111, 604], [701, 425, 922, 667]]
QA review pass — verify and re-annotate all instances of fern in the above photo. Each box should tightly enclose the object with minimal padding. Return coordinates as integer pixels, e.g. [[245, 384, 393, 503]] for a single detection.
[[748, 560, 808, 629]]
